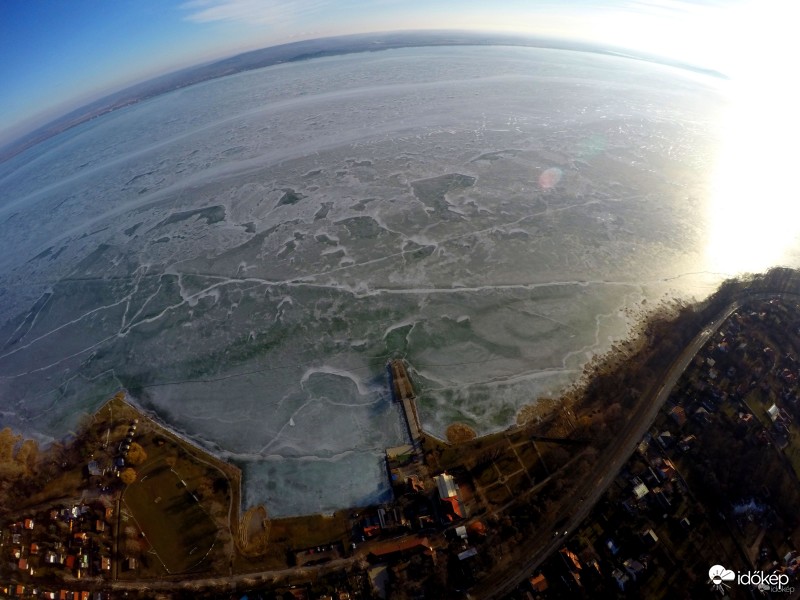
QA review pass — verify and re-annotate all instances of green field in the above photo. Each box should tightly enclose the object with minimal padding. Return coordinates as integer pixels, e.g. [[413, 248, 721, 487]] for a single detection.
[[123, 461, 218, 573]]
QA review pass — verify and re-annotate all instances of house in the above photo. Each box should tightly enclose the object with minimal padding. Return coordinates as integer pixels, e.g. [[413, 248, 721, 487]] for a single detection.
[[612, 568, 630, 591], [101, 557, 111, 571], [440, 495, 465, 521], [768, 404, 781, 422], [73, 532, 88, 545], [434, 472, 466, 521], [457, 547, 478, 561], [368, 536, 433, 562], [23, 518, 34, 530], [434, 473, 458, 498], [18, 558, 27, 571], [125, 557, 138, 571], [693, 407, 712, 424], [95, 520, 105, 533], [65, 555, 76, 570], [30, 542, 39, 554], [669, 406, 687, 427], [606, 538, 620, 556], [632, 481, 649, 500], [641, 529, 659, 547], [657, 431, 674, 448], [624, 558, 646, 580], [560, 547, 582, 572], [529, 573, 548, 593], [657, 459, 676, 481]]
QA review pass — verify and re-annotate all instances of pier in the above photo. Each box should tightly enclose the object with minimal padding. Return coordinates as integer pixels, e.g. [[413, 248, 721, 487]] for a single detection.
[[388, 359, 423, 444]]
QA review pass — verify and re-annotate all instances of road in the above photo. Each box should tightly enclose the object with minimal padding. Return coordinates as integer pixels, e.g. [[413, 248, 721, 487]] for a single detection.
[[102, 291, 790, 597], [477, 302, 742, 599]]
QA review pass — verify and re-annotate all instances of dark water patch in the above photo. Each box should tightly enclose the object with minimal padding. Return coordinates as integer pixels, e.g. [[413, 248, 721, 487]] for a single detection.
[[315, 233, 338, 245], [184, 219, 297, 272], [154, 205, 226, 229], [411, 173, 476, 220], [275, 188, 305, 207], [242, 222, 256, 234], [0, 291, 53, 350], [153, 237, 170, 244], [314, 202, 333, 221], [125, 170, 156, 186], [68, 243, 111, 272], [323, 248, 345, 261], [351, 197, 376, 212], [277, 240, 296, 258], [219, 145, 246, 157], [402, 239, 436, 260], [383, 323, 414, 355], [28, 246, 53, 262], [408, 244, 436, 260], [346, 159, 373, 167], [338, 216, 386, 239], [470, 150, 518, 163], [124, 222, 143, 236], [87, 226, 110, 237]]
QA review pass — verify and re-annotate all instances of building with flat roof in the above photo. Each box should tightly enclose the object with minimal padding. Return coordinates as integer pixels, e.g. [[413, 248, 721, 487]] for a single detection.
[[434, 473, 457, 499]]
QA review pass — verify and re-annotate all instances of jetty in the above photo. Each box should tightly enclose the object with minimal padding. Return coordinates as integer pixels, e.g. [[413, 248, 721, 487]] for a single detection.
[[388, 359, 423, 444]]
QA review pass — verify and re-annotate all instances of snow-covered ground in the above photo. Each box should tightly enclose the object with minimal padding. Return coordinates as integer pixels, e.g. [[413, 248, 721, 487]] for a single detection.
[[0, 45, 733, 515]]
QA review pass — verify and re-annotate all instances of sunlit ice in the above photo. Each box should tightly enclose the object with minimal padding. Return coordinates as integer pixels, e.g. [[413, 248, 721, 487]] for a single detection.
[[703, 0, 800, 276]]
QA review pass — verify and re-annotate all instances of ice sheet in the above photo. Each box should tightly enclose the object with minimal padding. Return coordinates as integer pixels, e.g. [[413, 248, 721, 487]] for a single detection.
[[0, 45, 738, 515]]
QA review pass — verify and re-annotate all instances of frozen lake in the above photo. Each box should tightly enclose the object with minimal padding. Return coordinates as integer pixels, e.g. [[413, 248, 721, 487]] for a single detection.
[[0, 45, 752, 515]]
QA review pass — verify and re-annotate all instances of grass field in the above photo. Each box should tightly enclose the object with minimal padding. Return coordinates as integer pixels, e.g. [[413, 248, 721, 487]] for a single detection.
[[123, 461, 218, 573]]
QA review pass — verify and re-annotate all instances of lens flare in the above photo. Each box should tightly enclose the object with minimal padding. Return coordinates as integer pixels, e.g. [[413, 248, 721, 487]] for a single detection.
[[539, 167, 562, 190]]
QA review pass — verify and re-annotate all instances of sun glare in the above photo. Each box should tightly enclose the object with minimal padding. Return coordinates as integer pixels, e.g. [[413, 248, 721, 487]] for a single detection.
[[703, 1, 800, 275]]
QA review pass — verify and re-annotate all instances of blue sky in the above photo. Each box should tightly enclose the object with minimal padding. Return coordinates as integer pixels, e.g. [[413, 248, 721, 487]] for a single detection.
[[0, 0, 790, 146]]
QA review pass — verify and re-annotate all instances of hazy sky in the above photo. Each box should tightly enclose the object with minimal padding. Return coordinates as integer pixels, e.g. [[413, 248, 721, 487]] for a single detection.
[[0, 0, 792, 146]]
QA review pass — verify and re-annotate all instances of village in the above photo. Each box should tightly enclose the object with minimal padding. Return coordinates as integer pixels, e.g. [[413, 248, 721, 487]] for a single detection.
[[3, 270, 800, 598], [519, 297, 800, 599]]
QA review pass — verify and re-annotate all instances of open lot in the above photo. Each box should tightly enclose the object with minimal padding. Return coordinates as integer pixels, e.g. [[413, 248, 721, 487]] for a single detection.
[[123, 461, 218, 573]]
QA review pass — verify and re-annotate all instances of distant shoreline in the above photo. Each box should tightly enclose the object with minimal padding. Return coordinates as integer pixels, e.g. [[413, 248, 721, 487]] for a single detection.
[[0, 30, 727, 164]]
